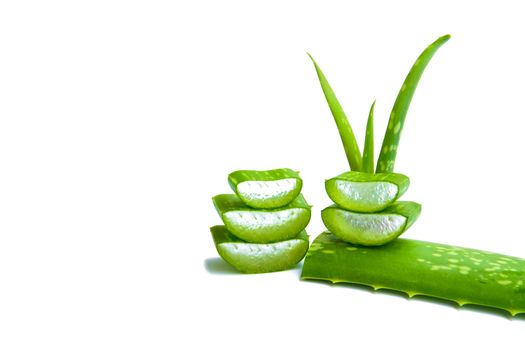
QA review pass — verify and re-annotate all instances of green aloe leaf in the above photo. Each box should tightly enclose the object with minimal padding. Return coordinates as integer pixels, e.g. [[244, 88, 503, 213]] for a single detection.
[[211, 226, 309, 274], [228, 168, 302, 209], [212, 193, 311, 243], [362, 100, 376, 174], [321, 201, 421, 246], [302, 232, 525, 316], [376, 35, 450, 173], [325, 171, 410, 212], [308, 53, 362, 171]]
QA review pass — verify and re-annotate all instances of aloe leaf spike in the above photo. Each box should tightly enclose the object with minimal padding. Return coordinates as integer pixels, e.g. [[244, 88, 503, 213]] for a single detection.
[[362, 100, 376, 174], [376, 35, 450, 173], [308, 53, 362, 171]]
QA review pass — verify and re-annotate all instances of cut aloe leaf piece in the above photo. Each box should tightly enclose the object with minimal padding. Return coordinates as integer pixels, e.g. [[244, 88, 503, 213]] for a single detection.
[[228, 168, 302, 209], [325, 171, 410, 212], [301, 232, 525, 316], [321, 201, 421, 246], [211, 225, 309, 274], [212, 194, 311, 243]]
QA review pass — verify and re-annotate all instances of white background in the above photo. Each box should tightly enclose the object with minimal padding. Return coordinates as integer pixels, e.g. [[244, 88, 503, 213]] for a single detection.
[[1, 0, 524, 348]]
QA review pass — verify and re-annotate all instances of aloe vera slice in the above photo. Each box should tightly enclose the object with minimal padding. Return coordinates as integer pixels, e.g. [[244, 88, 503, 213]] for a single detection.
[[228, 168, 302, 209], [325, 171, 410, 212], [308, 53, 362, 171], [211, 225, 309, 274], [321, 201, 421, 246], [212, 194, 311, 243], [376, 35, 450, 173], [302, 232, 525, 315]]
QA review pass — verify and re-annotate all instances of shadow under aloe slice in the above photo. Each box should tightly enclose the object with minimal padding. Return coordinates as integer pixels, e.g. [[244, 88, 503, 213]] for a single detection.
[[211, 225, 309, 274], [228, 168, 302, 209], [321, 201, 421, 246], [212, 193, 311, 243], [325, 171, 410, 213]]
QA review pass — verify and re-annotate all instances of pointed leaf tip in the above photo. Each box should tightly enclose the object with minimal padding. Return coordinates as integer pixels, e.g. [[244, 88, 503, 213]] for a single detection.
[[376, 35, 450, 173], [308, 52, 363, 171]]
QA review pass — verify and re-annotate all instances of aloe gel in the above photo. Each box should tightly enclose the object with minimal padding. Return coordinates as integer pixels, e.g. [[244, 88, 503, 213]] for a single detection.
[[325, 171, 410, 213], [212, 193, 311, 243], [211, 226, 309, 274], [228, 168, 302, 209], [322, 201, 421, 246]]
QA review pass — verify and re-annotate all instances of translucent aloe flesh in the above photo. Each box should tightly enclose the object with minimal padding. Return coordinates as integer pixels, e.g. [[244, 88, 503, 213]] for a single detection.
[[376, 35, 450, 173], [211, 226, 309, 274], [212, 194, 311, 243], [325, 171, 410, 212], [228, 168, 302, 209], [302, 232, 525, 315], [308, 53, 362, 171], [322, 201, 421, 246]]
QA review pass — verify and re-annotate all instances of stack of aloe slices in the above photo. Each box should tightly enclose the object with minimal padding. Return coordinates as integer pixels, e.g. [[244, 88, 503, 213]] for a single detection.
[[323, 172, 420, 246], [302, 35, 525, 315], [310, 49, 424, 246], [211, 168, 311, 273]]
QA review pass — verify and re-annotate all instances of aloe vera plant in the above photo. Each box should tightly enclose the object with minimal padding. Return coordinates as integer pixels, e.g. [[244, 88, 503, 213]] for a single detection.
[[308, 35, 452, 243], [211, 226, 309, 274], [302, 232, 525, 315], [213, 193, 311, 243], [228, 168, 302, 209], [321, 201, 421, 246], [310, 35, 450, 175]]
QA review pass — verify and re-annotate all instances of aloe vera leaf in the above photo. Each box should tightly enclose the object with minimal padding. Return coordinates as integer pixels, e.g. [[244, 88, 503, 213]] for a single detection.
[[228, 168, 302, 209], [376, 35, 450, 173], [321, 201, 421, 246], [302, 232, 525, 315], [211, 225, 309, 274], [212, 193, 311, 243], [362, 100, 376, 174], [325, 171, 410, 212], [308, 53, 362, 171]]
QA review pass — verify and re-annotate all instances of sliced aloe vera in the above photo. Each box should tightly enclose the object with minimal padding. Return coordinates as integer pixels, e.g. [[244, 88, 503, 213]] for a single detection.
[[325, 171, 410, 212], [212, 194, 311, 243], [211, 225, 309, 274], [321, 201, 421, 246], [228, 168, 302, 209], [302, 232, 525, 316]]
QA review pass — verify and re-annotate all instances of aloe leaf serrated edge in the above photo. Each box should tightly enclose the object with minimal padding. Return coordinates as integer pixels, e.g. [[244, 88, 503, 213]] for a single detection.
[[302, 232, 525, 316]]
